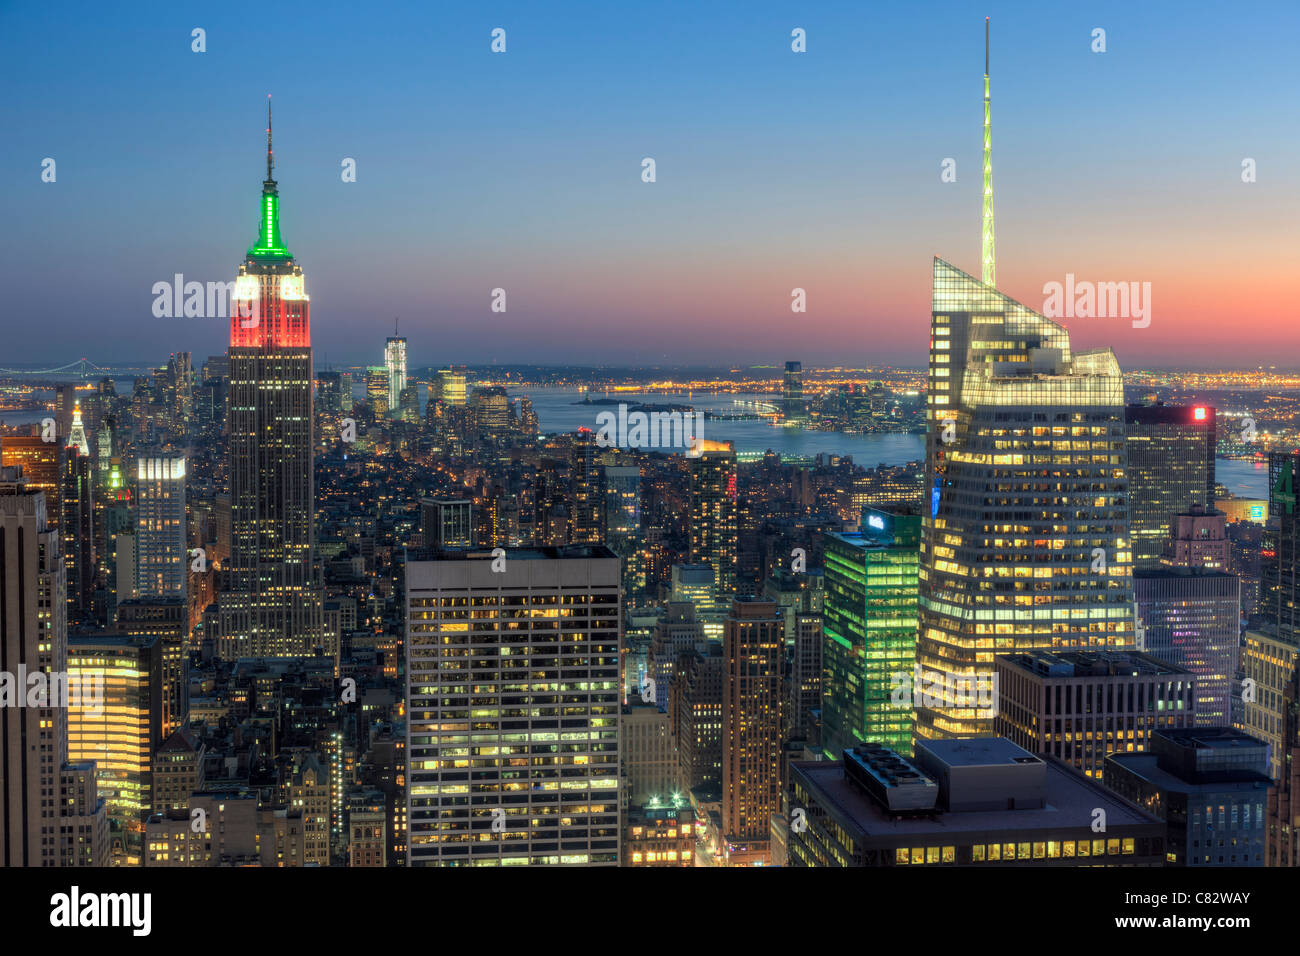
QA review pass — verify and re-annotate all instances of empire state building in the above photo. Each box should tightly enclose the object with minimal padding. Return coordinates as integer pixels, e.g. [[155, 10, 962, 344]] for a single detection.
[[217, 101, 323, 658]]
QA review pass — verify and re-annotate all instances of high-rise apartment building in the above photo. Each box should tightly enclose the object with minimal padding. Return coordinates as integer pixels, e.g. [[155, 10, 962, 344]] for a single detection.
[[218, 106, 323, 659], [135, 453, 187, 600], [688, 440, 737, 601], [1125, 404, 1216, 570], [721, 598, 783, 865], [822, 509, 921, 757], [670, 644, 725, 798], [406, 546, 621, 866]]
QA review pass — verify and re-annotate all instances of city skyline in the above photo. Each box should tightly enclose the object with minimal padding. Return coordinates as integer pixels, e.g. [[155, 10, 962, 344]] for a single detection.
[[3, 0, 1297, 366]]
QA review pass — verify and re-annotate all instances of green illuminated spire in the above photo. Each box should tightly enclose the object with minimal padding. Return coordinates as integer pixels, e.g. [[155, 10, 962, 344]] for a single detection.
[[981, 18, 995, 287], [248, 96, 292, 260]]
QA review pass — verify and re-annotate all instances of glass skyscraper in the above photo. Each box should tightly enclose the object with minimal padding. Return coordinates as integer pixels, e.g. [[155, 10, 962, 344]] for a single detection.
[[822, 509, 921, 757], [917, 258, 1135, 739]]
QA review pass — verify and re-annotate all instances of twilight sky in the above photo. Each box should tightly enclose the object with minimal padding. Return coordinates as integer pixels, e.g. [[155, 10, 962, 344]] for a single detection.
[[1, 0, 1296, 369]]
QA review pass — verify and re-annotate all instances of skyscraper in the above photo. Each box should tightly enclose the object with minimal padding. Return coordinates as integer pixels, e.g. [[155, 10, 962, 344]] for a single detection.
[[721, 598, 782, 866], [916, 25, 1134, 739], [384, 331, 407, 414], [67, 633, 164, 840], [783, 361, 806, 422], [1124, 403, 1216, 569], [135, 453, 187, 600], [822, 509, 921, 757], [219, 103, 323, 658], [688, 439, 738, 601], [1, 467, 108, 866], [405, 546, 621, 866]]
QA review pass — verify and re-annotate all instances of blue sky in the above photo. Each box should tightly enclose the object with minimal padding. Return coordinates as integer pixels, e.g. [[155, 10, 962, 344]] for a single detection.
[[1, 0, 1296, 368]]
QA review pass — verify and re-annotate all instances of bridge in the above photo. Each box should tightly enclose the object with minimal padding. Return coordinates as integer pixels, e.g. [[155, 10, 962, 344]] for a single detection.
[[0, 358, 107, 380]]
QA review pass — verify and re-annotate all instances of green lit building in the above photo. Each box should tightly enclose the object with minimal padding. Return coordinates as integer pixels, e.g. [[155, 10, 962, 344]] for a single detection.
[[822, 509, 921, 757]]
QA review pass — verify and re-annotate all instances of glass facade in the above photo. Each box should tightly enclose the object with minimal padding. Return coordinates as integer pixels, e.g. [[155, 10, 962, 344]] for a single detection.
[[919, 258, 1135, 738], [822, 513, 920, 756]]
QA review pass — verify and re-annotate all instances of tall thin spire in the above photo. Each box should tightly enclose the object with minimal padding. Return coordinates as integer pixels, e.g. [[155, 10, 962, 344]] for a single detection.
[[981, 17, 995, 287], [266, 94, 275, 185]]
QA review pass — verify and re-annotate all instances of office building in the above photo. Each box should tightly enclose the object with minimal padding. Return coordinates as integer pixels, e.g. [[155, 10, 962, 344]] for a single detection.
[[0, 468, 108, 866], [406, 546, 621, 866], [783, 361, 806, 422], [670, 644, 725, 798], [688, 440, 738, 601], [822, 510, 921, 758], [135, 453, 187, 600], [1105, 727, 1272, 866], [1125, 404, 1216, 570], [622, 694, 677, 807], [67, 634, 165, 834], [1134, 569, 1239, 726], [384, 334, 407, 414], [917, 25, 1135, 739], [218, 107, 324, 658], [788, 737, 1165, 866], [721, 599, 783, 865], [419, 498, 474, 550], [1236, 628, 1299, 781], [117, 597, 189, 737], [625, 799, 695, 867], [994, 650, 1195, 778]]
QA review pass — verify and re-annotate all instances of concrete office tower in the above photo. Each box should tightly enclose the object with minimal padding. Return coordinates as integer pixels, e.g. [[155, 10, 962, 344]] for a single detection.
[[419, 498, 475, 549], [919, 260, 1134, 740], [135, 454, 187, 600], [1125, 404, 1216, 569], [219, 104, 323, 658], [1134, 568, 1239, 726], [622, 695, 677, 807], [721, 599, 783, 866], [1105, 727, 1272, 866], [406, 546, 621, 866], [763, 569, 824, 743], [648, 602, 705, 708], [1266, 665, 1299, 866], [1164, 506, 1230, 570], [688, 440, 738, 602], [384, 333, 407, 414], [670, 644, 725, 797], [994, 650, 1195, 778], [1235, 628, 1299, 781], [822, 509, 920, 758], [67, 634, 164, 837], [0, 468, 108, 866]]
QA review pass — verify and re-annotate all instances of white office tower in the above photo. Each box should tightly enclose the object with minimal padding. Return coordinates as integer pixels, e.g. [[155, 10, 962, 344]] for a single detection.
[[135, 454, 188, 599], [406, 545, 622, 866]]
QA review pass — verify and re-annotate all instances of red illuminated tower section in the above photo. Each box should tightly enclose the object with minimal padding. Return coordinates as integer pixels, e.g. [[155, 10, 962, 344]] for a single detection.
[[219, 100, 323, 658]]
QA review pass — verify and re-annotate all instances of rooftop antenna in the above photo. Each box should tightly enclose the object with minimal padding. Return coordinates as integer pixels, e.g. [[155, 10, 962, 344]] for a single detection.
[[981, 18, 995, 287], [265, 94, 275, 184]]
